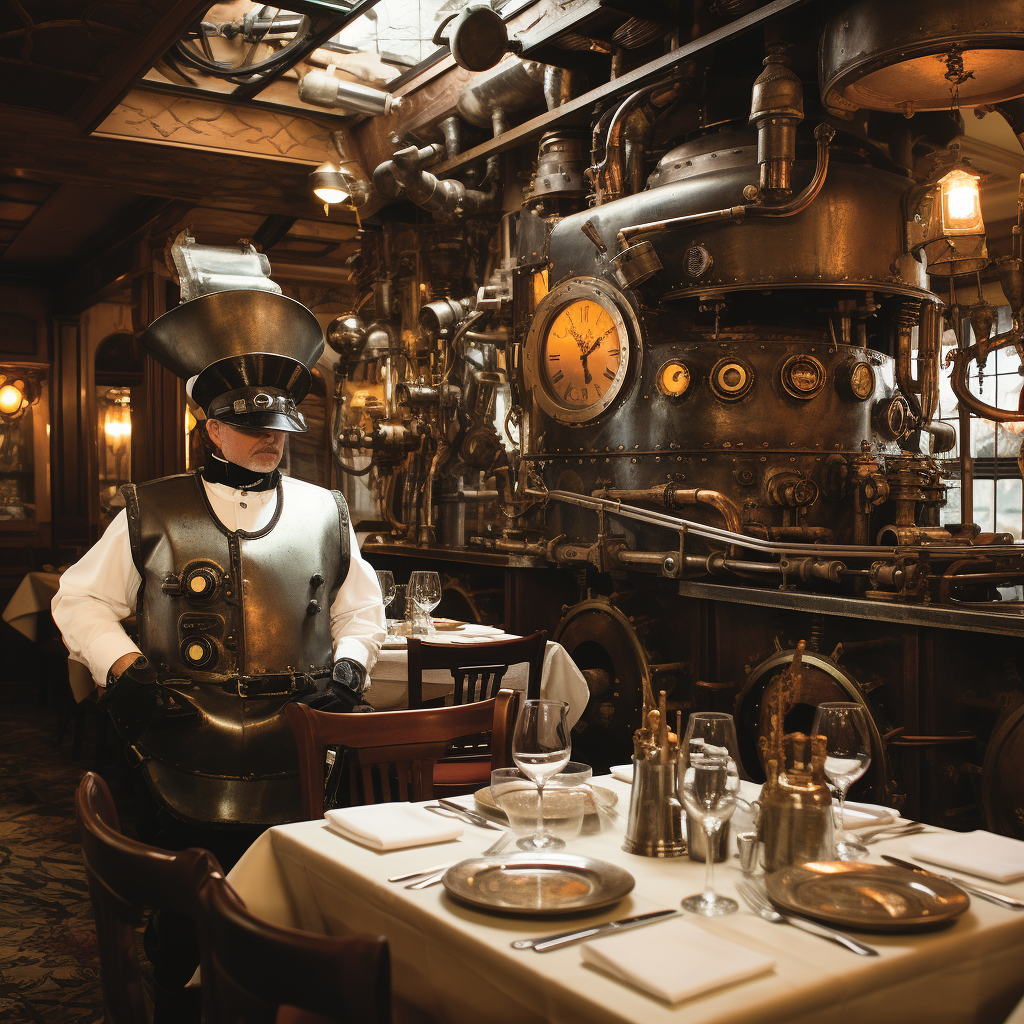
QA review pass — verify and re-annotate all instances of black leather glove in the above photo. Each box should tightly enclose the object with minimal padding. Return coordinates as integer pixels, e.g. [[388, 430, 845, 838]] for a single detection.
[[332, 658, 367, 694], [99, 655, 162, 740], [295, 660, 374, 714]]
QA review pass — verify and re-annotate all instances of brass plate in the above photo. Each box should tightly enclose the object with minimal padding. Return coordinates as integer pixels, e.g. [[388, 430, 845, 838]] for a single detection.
[[474, 784, 617, 821], [443, 854, 634, 916], [766, 861, 970, 932]]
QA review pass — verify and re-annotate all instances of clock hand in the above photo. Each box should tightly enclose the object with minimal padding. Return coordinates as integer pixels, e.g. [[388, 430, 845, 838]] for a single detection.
[[565, 320, 587, 349]]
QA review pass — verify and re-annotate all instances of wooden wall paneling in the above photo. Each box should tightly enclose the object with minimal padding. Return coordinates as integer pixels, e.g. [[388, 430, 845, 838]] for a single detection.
[[132, 272, 185, 483], [52, 317, 90, 545]]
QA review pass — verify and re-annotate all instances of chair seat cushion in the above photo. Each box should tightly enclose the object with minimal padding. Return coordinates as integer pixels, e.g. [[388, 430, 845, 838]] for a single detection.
[[432, 759, 491, 786]]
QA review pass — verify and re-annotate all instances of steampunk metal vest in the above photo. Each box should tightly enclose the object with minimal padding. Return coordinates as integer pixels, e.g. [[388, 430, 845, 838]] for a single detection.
[[121, 471, 351, 827]]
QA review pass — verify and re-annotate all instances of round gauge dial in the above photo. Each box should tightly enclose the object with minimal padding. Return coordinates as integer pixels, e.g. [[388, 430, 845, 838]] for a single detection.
[[850, 361, 875, 400], [657, 360, 691, 397], [524, 278, 639, 423]]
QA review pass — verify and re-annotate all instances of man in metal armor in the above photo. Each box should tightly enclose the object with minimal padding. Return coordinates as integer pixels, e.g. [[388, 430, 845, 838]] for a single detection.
[[52, 236, 386, 1019]]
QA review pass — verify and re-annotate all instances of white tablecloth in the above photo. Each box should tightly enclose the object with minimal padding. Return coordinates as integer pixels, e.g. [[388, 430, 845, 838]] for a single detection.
[[367, 629, 590, 728], [3, 570, 94, 700], [3, 571, 62, 643], [227, 779, 1024, 1024]]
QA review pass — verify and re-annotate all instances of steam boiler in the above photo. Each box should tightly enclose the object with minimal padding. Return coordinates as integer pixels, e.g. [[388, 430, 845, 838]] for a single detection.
[[308, 0, 1024, 834]]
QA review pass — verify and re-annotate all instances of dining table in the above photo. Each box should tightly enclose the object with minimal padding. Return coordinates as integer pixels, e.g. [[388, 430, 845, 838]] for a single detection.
[[3, 569, 94, 700], [366, 622, 591, 728], [225, 775, 1024, 1024]]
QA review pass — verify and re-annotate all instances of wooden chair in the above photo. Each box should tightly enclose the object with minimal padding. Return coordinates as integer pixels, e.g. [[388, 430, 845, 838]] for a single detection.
[[74, 771, 219, 1024], [285, 688, 520, 818], [405, 630, 547, 709], [201, 872, 390, 1024], [406, 632, 545, 794]]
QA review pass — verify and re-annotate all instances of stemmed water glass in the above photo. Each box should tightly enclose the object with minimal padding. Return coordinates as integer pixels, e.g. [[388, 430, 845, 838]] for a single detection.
[[813, 702, 872, 860], [679, 712, 741, 916], [375, 570, 396, 622], [511, 699, 571, 851], [407, 570, 441, 636]]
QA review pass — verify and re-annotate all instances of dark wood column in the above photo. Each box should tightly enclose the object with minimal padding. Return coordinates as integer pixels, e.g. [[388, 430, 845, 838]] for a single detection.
[[51, 316, 91, 545], [132, 272, 185, 482]]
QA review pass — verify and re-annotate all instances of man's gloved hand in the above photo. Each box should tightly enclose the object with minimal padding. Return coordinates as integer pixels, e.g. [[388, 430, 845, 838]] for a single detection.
[[332, 658, 367, 694], [295, 659, 374, 714], [99, 655, 162, 740]]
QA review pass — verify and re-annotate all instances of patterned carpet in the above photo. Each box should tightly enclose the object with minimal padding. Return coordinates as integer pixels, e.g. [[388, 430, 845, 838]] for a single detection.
[[0, 684, 114, 1024]]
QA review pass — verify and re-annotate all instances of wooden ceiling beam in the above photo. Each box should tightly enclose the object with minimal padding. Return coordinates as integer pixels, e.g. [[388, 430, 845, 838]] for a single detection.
[[56, 198, 196, 316], [71, 0, 214, 134], [0, 111, 328, 221]]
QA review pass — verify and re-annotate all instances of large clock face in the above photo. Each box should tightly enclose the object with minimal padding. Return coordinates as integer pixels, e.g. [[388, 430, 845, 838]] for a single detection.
[[524, 278, 638, 423], [542, 300, 625, 409]]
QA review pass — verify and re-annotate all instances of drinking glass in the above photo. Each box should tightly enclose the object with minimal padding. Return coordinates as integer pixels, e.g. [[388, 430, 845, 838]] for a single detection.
[[679, 712, 741, 916], [375, 570, 396, 617], [406, 570, 441, 636], [511, 699, 571, 851], [813, 702, 872, 860]]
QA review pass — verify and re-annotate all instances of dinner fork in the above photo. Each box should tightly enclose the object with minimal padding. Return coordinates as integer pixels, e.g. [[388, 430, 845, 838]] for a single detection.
[[736, 879, 878, 956], [860, 824, 929, 844], [404, 830, 513, 889]]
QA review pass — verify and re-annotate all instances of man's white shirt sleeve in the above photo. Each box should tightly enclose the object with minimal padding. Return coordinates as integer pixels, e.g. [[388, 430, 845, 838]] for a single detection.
[[51, 509, 143, 684]]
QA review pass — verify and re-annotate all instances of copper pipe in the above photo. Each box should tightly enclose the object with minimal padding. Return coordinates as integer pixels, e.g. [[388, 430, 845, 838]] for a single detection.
[[593, 80, 681, 204], [616, 123, 834, 249], [550, 490, 1024, 558], [593, 485, 744, 536]]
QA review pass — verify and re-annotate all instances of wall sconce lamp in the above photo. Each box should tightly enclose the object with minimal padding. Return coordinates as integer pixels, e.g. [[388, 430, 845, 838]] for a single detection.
[[908, 143, 989, 278], [103, 397, 132, 452], [0, 373, 39, 422]]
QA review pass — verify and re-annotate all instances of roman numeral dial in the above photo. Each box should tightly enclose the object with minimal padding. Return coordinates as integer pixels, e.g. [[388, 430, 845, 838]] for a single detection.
[[525, 278, 639, 424]]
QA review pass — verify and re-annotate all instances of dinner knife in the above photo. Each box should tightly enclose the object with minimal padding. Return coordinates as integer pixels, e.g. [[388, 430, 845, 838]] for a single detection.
[[436, 798, 504, 830], [880, 855, 1024, 910], [511, 909, 680, 952]]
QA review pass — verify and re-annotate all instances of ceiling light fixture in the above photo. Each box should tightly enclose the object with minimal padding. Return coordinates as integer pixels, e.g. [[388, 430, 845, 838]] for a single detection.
[[309, 131, 371, 219], [310, 161, 351, 205]]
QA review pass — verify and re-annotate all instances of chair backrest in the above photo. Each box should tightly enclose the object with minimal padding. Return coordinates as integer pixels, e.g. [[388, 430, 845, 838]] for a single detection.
[[406, 630, 547, 709], [74, 771, 220, 1024], [201, 873, 390, 1024], [285, 688, 520, 818]]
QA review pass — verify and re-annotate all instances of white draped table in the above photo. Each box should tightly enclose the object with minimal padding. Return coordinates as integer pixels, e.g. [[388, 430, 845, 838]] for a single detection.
[[227, 777, 1024, 1024], [365, 625, 590, 727], [3, 570, 94, 700]]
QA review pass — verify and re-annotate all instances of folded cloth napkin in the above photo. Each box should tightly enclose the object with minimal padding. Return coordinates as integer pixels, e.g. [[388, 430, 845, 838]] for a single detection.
[[582, 918, 774, 1005], [839, 800, 899, 830], [610, 764, 633, 783], [909, 830, 1024, 883], [325, 804, 462, 851]]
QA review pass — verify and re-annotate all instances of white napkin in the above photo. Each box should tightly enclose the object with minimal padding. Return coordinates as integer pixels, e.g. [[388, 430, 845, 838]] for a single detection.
[[610, 764, 633, 783], [325, 804, 462, 851], [840, 800, 898, 830], [909, 830, 1024, 883], [582, 918, 774, 1005]]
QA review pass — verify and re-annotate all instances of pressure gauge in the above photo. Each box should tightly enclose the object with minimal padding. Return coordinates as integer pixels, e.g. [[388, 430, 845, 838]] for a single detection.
[[524, 277, 639, 423], [657, 360, 691, 397], [780, 354, 826, 400]]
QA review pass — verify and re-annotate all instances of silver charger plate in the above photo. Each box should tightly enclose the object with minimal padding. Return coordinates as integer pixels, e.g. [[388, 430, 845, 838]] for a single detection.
[[442, 853, 635, 916], [766, 861, 970, 932]]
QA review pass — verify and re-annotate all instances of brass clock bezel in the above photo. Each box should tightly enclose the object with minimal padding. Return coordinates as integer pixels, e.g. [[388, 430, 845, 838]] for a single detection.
[[523, 277, 640, 424]]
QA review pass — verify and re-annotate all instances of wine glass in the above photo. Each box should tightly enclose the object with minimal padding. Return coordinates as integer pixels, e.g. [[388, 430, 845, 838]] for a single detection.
[[407, 571, 441, 636], [679, 712, 741, 916], [375, 570, 396, 611], [511, 699, 571, 851], [813, 702, 872, 860]]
